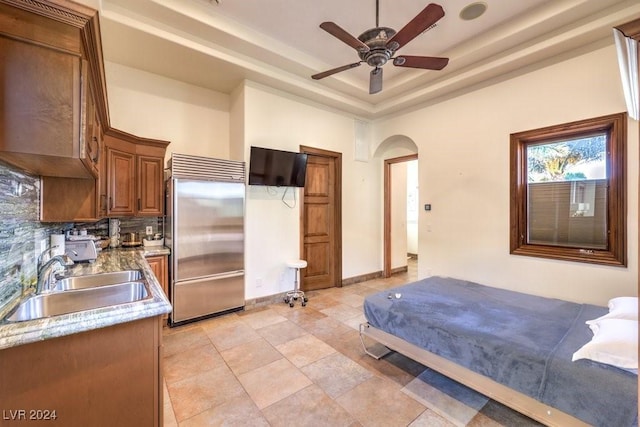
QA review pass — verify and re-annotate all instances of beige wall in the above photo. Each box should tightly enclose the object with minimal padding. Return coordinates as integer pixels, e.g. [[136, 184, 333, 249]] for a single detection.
[[104, 63, 385, 300], [375, 44, 639, 305], [104, 41, 638, 306], [229, 84, 245, 162], [105, 62, 231, 164], [241, 82, 382, 299]]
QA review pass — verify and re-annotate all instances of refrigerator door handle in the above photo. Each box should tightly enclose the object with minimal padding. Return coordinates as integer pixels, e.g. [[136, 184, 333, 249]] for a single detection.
[[176, 270, 244, 284]]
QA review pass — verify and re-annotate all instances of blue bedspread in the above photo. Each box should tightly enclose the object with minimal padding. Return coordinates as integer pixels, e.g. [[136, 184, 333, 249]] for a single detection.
[[363, 276, 638, 427]]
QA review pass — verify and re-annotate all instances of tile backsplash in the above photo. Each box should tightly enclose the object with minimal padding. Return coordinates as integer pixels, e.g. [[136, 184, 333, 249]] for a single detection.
[[0, 160, 163, 312], [0, 161, 57, 308]]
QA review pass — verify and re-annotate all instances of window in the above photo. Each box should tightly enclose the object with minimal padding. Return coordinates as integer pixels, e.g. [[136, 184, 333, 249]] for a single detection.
[[510, 113, 627, 266]]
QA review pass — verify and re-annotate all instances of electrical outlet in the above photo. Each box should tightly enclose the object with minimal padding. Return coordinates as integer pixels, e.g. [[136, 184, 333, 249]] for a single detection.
[[256, 278, 263, 288], [40, 239, 47, 254], [145, 226, 153, 235]]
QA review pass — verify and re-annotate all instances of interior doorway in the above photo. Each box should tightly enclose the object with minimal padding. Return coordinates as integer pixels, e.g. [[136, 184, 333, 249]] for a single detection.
[[384, 154, 418, 278], [299, 146, 342, 290]]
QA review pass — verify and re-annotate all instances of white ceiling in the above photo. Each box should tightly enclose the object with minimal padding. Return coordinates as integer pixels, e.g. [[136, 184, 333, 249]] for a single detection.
[[94, 0, 640, 118]]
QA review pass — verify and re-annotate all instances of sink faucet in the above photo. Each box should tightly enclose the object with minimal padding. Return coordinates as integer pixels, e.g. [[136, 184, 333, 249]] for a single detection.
[[36, 253, 74, 293]]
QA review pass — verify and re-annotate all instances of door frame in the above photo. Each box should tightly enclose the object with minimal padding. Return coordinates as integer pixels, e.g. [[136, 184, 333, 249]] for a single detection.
[[384, 153, 418, 278], [300, 145, 343, 288]]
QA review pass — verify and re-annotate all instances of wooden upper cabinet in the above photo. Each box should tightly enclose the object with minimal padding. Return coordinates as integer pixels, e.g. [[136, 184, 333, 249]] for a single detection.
[[0, 1, 104, 178], [137, 155, 164, 215], [0, 36, 90, 177], [107, 147, 136, 216], [104, 130, 168, 217], [3, 0, 170, 221], [41, 71, 106, 222]]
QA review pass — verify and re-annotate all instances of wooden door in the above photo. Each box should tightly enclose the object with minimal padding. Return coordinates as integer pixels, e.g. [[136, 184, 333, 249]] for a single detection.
[[301, 148, 342, 291]]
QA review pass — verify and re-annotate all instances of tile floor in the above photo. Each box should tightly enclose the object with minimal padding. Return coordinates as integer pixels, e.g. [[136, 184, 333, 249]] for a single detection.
[[162, 261, 540, 426]]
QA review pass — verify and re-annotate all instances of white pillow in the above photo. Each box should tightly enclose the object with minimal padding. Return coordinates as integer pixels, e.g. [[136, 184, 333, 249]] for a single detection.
[[572, 318, 638, 369], [586, 296, 638, 324], [609, 297, 638, 315]]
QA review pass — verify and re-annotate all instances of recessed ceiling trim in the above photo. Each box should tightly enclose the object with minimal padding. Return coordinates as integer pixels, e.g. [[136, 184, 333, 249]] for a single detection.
[[101, 10, 377, 114], [97, 0, 640, 119], [373, 14, 626, 117]]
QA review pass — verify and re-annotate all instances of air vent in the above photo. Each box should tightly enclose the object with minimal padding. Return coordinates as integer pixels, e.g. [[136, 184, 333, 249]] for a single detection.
[[168, 153, 245, 183]]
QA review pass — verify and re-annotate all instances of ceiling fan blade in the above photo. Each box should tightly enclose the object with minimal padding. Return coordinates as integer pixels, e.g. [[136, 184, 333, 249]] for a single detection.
[[320, 22, 370, 52], [386, 3, 445, 51], [369, 67, 383, 94], [311, 62, 362, 80], [393, 55, 449, 70]]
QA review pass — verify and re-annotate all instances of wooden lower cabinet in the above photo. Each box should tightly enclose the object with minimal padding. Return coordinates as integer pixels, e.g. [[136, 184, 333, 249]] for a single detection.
[[0, 316, 163, 427], [146, 255, 169, 324]]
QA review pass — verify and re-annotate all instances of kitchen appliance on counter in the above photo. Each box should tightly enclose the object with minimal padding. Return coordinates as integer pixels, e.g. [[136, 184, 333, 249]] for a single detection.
[[65, 238, 98, 262], [166, 153, 245, 326]]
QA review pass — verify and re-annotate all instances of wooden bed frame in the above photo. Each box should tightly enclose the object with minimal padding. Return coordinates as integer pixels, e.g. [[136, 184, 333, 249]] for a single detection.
[[359, 322, 590, 427]]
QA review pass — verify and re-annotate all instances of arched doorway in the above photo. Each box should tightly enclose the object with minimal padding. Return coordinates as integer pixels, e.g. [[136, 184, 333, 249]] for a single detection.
[[373, 136, 419, 278]]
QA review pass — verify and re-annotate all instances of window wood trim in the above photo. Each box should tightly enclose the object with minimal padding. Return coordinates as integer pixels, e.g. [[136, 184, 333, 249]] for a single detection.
[[509, 113, 627, 266]]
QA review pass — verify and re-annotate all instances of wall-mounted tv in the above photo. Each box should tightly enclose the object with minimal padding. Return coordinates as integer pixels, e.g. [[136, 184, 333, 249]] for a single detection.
[[248, 146, 308, 187]]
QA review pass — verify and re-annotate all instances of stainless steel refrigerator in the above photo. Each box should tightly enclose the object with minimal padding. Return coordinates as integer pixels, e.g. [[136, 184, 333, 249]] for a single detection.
[[166, 154, 245, 325]]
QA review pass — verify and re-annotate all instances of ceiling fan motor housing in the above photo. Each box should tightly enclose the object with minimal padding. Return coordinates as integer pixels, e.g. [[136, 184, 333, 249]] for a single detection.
[[312, 3, 448, 93], [358, 27, 396, 67]]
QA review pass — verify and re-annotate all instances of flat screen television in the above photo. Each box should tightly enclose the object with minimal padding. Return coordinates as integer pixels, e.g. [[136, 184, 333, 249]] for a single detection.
[[248, 146, 308, 187]]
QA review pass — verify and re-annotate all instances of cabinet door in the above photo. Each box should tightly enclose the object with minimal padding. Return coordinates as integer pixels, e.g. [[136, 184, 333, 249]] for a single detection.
[[81, 78, 101, 178], [0, 316, 161, 427], [107, 147, 136, 216], [146, 255, 169, 323], [0, 36, 77, 156], [41, 176, 99, 222], [137, 155, 164, 216], [96, 119, 107, 218], [0, 35, 86, 175], [146, 255, 168, 293]]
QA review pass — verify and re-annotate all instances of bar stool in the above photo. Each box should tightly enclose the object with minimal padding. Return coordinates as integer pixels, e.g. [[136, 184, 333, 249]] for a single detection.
[[284, 259, 308, 307]]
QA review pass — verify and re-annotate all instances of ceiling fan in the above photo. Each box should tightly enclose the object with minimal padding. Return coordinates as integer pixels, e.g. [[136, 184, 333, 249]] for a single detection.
[[311, 2, 449, 94]]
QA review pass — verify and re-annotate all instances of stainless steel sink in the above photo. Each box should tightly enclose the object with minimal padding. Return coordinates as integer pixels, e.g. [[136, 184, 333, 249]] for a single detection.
[[5, 281, 150, 322], [53, 270, 143, 291]]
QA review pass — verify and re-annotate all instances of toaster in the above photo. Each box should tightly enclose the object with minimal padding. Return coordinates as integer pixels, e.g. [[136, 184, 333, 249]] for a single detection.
[[66, 239, 98, 262]]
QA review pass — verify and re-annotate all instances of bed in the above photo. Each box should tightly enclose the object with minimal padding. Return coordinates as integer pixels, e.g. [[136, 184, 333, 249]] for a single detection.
[[360, 276, 638, 427]]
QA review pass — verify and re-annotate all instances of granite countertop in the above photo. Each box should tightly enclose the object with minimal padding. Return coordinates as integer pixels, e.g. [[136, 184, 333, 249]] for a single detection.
[[0, 248, 172, 350], [112, 245, 171, 257]]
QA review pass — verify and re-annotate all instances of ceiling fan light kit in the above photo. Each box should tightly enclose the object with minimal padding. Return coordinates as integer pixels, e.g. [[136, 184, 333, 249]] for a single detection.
[[311, 2, 449, 94]]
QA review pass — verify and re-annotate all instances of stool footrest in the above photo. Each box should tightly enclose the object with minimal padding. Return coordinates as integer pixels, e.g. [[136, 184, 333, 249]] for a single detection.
[[284, 290, 308, 307]]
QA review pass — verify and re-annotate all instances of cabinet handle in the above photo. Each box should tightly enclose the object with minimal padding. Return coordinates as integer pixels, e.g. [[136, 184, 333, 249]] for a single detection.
[[109, 197, 113, 210], [138, 198, 141, 210]]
